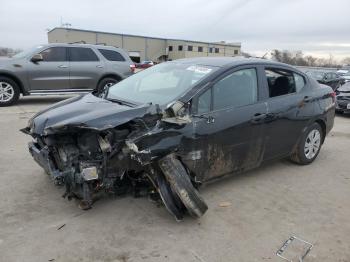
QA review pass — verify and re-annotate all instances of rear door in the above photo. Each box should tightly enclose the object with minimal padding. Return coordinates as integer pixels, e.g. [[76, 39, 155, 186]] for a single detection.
[[262, 67, 315, 160], [189, 66, 268, 182], [68, 47, 105, 90], [27, 47, 69, 91]]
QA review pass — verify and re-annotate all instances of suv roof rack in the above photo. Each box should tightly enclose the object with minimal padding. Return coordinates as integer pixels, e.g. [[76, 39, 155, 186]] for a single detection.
[[69, 41, 86, 44]]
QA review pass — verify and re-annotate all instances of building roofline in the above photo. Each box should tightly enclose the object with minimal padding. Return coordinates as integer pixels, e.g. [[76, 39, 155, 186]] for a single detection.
[[48, 27, 241, 48]]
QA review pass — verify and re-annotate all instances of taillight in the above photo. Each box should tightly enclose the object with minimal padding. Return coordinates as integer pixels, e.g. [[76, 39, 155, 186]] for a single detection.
[[130, 64, 136, 73], [330, 91, 336, 102]]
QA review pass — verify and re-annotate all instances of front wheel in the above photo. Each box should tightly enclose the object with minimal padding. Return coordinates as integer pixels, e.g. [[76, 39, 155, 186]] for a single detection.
[[0, 77, 20, 107], [290, 123, 323, 165]]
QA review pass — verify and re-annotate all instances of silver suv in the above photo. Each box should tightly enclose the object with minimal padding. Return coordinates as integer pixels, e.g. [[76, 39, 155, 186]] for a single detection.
[[0, 43, 135, 106]]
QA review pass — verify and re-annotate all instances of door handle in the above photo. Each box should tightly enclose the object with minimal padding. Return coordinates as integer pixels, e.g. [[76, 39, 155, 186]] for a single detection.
[[251, 113, 267, 123], [206, 115, 215, 124], [96, 65, 104, 68], [58, 65, 68, 68]]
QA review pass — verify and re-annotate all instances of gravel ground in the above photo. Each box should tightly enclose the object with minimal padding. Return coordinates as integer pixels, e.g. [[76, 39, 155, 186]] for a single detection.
[[0, 95, 349, 262]]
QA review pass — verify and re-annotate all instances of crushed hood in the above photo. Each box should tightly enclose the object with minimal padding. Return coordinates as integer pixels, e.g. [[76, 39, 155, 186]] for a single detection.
[[25, 94, 160, 135]]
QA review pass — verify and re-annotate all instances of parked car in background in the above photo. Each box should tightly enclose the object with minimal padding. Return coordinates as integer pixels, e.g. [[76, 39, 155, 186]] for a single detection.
[[22, 57, 335, 220], [137, 60, 154, 69], [336, 69, 348, 76], [306, 71, 344, 90], [0, 43, 135, 106], [335, 82, 350, 114], [341, 72, 350, 83]]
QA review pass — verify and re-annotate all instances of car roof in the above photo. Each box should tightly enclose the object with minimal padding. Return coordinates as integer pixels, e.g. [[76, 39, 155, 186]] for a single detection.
[[173, 56, 296, 69], [44, 43, 122, 51]]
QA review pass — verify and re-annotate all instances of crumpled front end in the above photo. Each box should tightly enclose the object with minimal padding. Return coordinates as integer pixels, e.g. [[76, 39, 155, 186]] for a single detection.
[[22, 99, 208, 221]]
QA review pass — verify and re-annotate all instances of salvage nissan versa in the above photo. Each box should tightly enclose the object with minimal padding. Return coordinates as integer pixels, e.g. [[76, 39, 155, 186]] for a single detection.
[[21, 57, 335, 220]]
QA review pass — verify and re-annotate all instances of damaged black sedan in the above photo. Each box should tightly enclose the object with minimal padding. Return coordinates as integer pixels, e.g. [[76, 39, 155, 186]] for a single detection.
[[22, 58, 335, 220]]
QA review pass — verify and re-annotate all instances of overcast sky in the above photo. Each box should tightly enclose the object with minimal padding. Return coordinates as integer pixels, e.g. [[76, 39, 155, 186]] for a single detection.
[[1, 0, 349, 60]]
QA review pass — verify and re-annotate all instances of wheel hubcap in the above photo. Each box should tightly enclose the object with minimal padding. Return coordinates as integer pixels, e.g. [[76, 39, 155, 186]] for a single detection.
[[104, 82, 115, 89], [0, 82, 14, 102], [304, 129, 321, 159]]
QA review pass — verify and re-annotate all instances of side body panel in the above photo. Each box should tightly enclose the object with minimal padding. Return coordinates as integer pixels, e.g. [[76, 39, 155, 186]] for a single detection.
[[27, 61, 70, 91], [187, 102, 267, 182]]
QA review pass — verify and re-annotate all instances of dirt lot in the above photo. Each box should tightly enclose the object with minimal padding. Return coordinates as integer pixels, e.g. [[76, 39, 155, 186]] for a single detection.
[[0, 96, 349, 262]]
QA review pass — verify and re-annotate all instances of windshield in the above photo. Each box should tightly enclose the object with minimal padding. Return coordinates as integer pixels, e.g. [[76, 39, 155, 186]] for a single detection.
[[12, 46, 44, 59], [107, 62, 218, 105]]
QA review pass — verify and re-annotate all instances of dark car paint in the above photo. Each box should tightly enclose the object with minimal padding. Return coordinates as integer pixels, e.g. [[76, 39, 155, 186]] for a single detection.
[[26, 58, 335, 180], [22, 57, 335, 219], [26, 93, 158, 136]]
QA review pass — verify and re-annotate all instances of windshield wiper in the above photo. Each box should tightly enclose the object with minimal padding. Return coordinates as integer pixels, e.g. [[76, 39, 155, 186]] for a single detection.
[[106, 98, 137, 107]]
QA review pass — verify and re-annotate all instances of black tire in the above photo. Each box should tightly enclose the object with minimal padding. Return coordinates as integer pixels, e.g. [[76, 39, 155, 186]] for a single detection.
[[96, 77, 119, 94], [290, 122, 323, 165], [155, 172, 185, 221], [0, 77, 20, 106], [158, 154, 208, 218]]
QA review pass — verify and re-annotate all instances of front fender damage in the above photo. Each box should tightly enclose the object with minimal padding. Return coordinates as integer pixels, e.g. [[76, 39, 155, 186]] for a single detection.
[[24, 104, 208, 220]]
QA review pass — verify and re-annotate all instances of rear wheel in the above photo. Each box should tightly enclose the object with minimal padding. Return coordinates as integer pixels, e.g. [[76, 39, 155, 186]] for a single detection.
[[0, 77, 20, 106], [97, 77, 119, 95], [290, 123, 323, 165]]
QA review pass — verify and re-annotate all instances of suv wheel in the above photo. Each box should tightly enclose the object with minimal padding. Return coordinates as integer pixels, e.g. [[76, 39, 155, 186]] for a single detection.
[[97, 77, 119, 95], [0, 77, 20, 106], [290, 123, 323, 165]]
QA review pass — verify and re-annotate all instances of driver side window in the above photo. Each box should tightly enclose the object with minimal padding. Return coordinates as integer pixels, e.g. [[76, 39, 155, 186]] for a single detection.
[[197, 88, 211, 114], [196, 68, 258, 114], [39, 47, 67, 62]]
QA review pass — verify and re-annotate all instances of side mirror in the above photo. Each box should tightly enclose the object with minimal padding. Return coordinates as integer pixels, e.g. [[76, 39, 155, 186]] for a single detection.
[[165, 101, 185, 117], [31, 54, 43, 63]]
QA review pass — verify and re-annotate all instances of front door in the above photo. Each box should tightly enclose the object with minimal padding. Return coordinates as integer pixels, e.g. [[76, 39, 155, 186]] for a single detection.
[[187, 67, 268, 182], [27, 47, 69, 91]]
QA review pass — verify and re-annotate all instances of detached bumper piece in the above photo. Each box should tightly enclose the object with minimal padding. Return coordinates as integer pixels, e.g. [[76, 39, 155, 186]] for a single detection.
[[28, 142, 64, 185]]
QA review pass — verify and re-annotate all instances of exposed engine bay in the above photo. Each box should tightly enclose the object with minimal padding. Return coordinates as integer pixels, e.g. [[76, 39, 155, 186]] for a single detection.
[[22, 94, 208, 221]]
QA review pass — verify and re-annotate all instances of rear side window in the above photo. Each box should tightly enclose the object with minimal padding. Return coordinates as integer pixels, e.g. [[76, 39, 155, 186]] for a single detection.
[[69, 47, 99, 62], [265, 68, 305, 97], [39, 47, 67, 62], [98, 49, 126, 61]]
